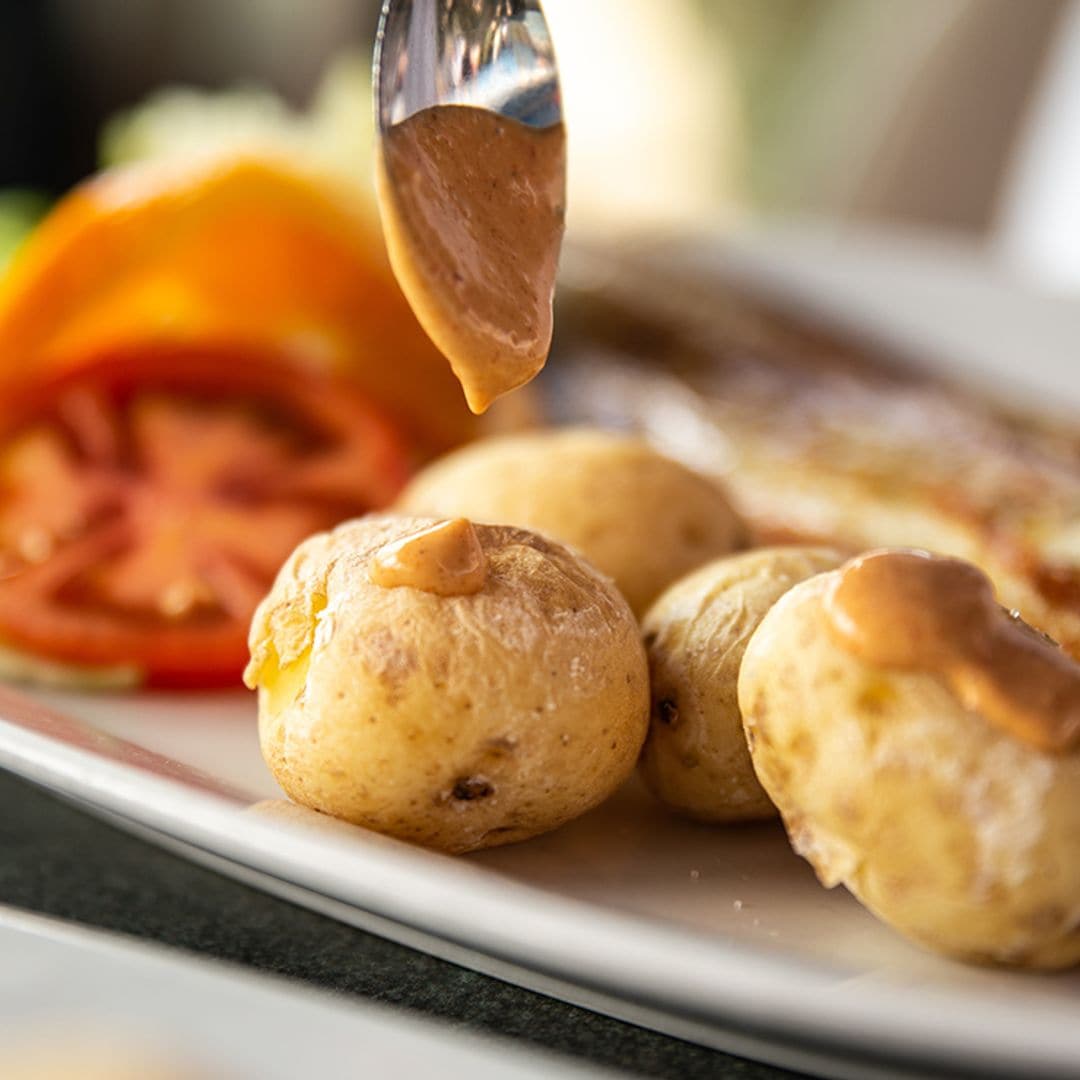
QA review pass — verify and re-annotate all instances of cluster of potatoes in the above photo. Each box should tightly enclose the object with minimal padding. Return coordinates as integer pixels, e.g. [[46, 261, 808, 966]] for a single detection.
[[245, 427, 1080, 970]]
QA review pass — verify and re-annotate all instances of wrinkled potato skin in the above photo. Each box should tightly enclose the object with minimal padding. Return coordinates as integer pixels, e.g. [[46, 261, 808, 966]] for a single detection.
[[640, 547, 844, 822], [396, 429, 744, 615], [246, 514, 649, 854], [739, 572, 1080, 968]]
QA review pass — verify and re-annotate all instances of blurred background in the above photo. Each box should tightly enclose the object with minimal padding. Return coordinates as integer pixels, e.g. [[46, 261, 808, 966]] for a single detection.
[[3, 0, 1080, 287]]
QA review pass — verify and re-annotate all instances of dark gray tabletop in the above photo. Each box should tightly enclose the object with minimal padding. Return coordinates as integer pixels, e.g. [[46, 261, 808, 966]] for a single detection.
[[0, 769, 804, 1079]]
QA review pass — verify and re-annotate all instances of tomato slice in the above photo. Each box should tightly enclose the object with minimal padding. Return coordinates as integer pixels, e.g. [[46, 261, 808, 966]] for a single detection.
[[0, 342, 413, 687]]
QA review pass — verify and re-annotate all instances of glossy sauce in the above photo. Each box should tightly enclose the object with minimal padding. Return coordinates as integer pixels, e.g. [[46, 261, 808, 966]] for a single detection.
[[369, 518, 487, 596], [376, 105, 566, 414], [825, 549, 1080, 753]]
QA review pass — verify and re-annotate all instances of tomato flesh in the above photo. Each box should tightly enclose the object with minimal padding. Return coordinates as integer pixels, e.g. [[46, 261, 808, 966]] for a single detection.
[[0, 344, 414, 686]]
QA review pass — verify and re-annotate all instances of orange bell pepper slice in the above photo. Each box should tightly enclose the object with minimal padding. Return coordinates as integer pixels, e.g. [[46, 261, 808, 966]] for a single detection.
[[0, 156, 475, 452]]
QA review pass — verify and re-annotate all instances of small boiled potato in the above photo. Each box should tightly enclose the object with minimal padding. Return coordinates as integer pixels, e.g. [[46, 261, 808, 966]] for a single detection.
[[640, 547, 844, 822], [738, 571, 1080, 968], [396, 428, 744, 615], [245, 513, 649, 854]]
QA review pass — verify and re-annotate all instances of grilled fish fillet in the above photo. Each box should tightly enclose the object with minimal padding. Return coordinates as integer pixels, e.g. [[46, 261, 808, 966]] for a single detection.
[[551, 244, 1080, 656]]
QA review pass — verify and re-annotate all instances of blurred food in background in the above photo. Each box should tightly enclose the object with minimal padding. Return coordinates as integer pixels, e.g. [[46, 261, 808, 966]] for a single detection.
[[0, 152, 473, 447]]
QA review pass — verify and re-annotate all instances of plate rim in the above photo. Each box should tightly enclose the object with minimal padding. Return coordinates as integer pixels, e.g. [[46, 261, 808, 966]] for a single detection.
[[0, 698, 1077, 1080]]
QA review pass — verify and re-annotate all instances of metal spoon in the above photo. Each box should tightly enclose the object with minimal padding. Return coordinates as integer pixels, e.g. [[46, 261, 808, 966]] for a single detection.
[[374, 0, 563, 135], [372, 0, 566, 413]]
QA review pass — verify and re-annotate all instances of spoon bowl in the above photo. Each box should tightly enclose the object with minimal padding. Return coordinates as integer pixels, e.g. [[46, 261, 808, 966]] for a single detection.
[[372, 0, 567, 414]]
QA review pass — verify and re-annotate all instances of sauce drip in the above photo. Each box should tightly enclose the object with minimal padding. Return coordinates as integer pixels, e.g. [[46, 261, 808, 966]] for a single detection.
[[825, 549, 1080, 753], [376, 105, 566, 415], [370, 518, 487, 596]]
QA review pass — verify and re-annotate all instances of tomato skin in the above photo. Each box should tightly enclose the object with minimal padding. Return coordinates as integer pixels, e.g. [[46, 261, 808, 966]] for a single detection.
[[0, 342, 415, 688]]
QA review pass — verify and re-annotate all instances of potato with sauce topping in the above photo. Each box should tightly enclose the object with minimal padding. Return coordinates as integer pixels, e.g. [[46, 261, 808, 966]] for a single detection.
[[244, 513, 649, 854], [738, 550, 1080, 968], [396, 428, 745, 616], [640, 547, 844, 822]]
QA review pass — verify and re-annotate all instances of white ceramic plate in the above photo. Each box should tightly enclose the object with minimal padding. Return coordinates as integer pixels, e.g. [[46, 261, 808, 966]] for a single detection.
[[1, 230, 1078, 1080], [0, 904, 608, 1079]]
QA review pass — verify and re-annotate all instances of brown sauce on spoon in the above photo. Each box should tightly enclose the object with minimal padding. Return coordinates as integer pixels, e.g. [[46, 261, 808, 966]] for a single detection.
[[370, 518, 487, 596], [825, 549, 1080, 753], [376, 105, 566, 414]]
